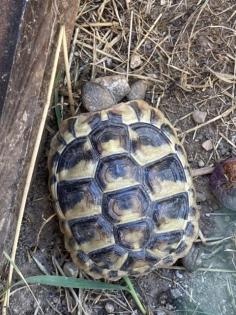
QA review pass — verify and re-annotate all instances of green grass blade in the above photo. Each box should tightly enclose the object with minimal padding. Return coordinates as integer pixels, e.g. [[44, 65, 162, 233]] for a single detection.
[[14, 275, 129, 291], [123, 276, 147, 315]]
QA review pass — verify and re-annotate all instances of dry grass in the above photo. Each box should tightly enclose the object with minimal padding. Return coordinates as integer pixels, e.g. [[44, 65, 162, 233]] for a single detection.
[[57, 0, 236, 167]]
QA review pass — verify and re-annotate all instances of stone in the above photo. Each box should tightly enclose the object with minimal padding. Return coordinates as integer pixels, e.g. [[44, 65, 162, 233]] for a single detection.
[[175, 270, 183, 279], [130, 53, 142, 69], [127, 80, 148, 100], [63, 262, 79, 278], [105, 302, 115, 314], [202, 139, 213, 151], [192, 110, 207, 124], [196, 191, 207, 203], [198, 159, 205, 167], [94, 75, 130, 103], [170, 288, 182, 299], [82, 81, 116, 112]]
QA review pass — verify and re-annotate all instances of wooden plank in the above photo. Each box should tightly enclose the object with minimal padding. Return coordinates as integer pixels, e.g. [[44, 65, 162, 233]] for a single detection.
[[0, 0, 26, 114], [0, 0, 78, 274]]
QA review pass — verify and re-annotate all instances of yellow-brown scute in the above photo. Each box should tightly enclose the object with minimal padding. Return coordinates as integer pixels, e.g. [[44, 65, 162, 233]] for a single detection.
[[48, 100, 199, 280]]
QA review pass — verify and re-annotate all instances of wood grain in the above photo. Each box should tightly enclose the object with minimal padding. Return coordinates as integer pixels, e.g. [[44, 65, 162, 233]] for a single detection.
[[0, 0, 78, 274]]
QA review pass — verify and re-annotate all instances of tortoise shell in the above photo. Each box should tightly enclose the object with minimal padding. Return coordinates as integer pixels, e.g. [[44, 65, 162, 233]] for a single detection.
[[48, 100, 199, 280]]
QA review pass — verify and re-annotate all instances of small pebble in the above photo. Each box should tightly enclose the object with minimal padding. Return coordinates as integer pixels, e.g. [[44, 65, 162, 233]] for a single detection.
[[196, 191, 207, 203], [202, 139, 213, 151], [63, 262, 79, 278], [130, 53, 142, 69], [105, 302, 115, 314], [192, 110, 207, 124], [198, 159, 205, 167], [175, 270, 183, 279], [127, 80, 148, 101], [170, 288, 182, 299]]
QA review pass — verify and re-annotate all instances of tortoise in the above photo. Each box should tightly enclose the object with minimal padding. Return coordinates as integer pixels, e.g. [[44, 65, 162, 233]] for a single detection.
[[48, 82, 199, 281]]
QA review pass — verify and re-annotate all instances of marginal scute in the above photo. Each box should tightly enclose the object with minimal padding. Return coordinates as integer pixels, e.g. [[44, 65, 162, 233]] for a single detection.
[[88, 245, 128, 269], [122, 250, 157, 273], [49, 99, 199, 280], [70, 215, 115, 253], [57, 179, 102, 219], [57, 137, 98, 181], [147, 230, 183, 254]]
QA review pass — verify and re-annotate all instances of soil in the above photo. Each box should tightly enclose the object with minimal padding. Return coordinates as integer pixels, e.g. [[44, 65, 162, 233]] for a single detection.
[[3, 1, 236, 314]]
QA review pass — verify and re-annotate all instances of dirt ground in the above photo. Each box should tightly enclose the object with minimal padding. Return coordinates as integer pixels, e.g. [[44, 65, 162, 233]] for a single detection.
[[3, 0, 236, 314]]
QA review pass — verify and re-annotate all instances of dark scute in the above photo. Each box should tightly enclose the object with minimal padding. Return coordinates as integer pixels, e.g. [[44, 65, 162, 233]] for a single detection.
[[129, 101, 142, 121], [189, 207, 197, 217], [175, 143, 185, 155], [57, 134, 67, 146], [67, 237, 78, 250], [68, 118, 77, 138], [145, 154, 186, 192], [57, 179, 101, 212], [189, 188, 196, 199], [153, 193, 189, 227], [162, 256, 174, 265], [57, 137, 97, 172], [115, 220, 151, 249], [108, 111, 123, 123], [87, 113, 102, 129], [130, 123, 170, 152], [50, 175, 57, 185], [77, 250, 90, 263], [51, 152, 60, 167], [108, 270, 119, 279], [122, 250, 157, 271], [90, 263, 102, 275], [185, 222, 195, 237], [150, 108, 160, 124], [89, 245, 127, 269], [70, 215, 113, 244], [148, 230, 183, 249], [175, 240, 187, 254], [161, 124, 175, 137]]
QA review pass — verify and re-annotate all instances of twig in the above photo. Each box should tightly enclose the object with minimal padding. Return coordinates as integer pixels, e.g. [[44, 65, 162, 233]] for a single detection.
[[33, 213, 56, 253], [127, 10, 133, 79], [191, 166, 214, 177], [2, 25, 64, 315], [134, 13, 162, 52], [62, 26, 75, 115], [219, 132, 236, 149], [78, 21, 119, 27], [77, 40, 123, 62]]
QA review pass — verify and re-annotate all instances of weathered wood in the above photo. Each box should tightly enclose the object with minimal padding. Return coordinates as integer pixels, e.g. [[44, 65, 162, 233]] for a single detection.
[[0, 0, 26, 114], [0, 0, 78, 274]]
